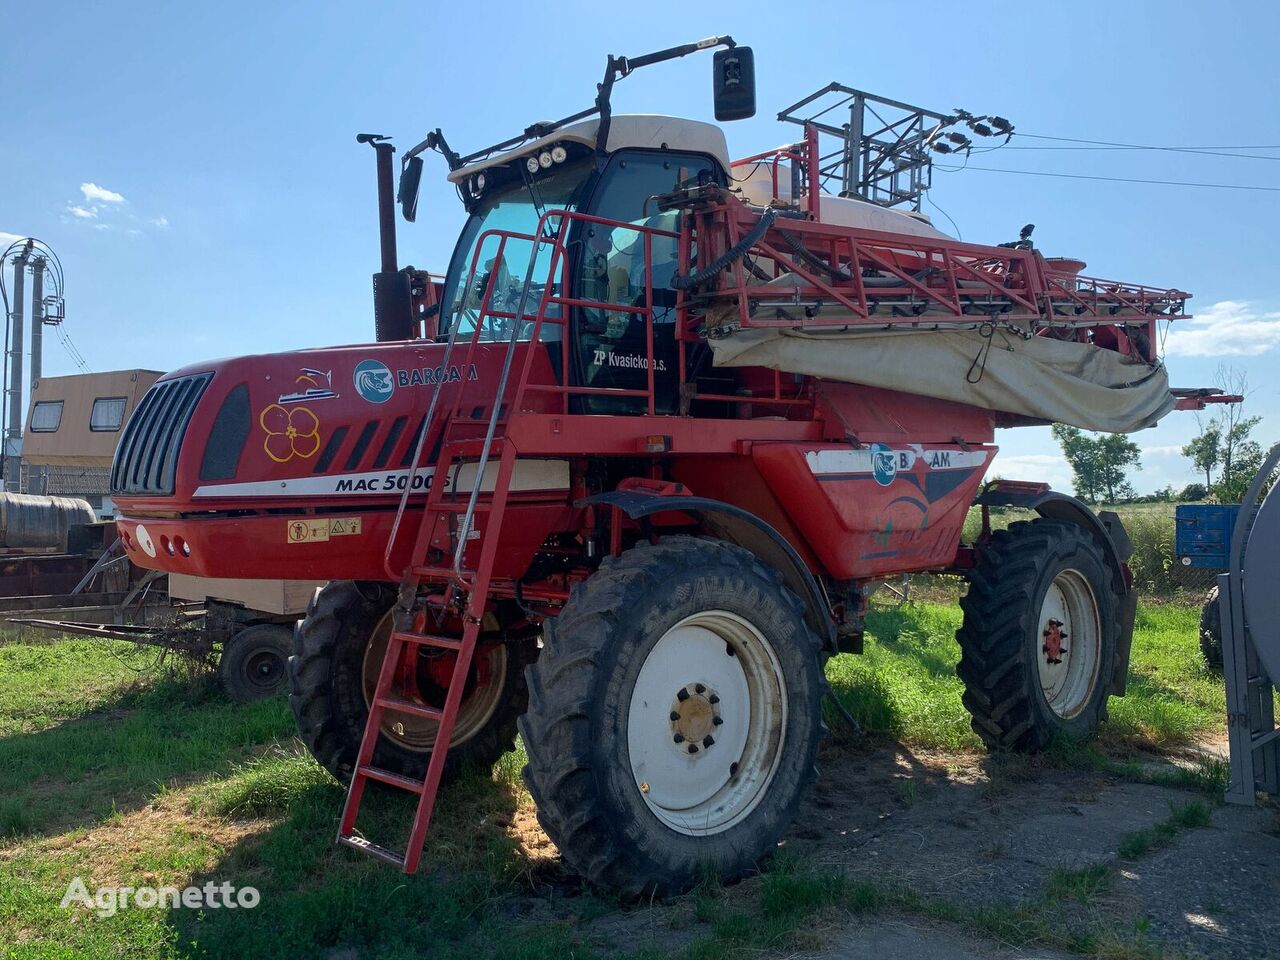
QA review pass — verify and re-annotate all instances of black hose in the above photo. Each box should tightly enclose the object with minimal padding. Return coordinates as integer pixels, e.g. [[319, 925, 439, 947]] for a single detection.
[[672, 209, 777, 290], [779, 230, 850, 282]]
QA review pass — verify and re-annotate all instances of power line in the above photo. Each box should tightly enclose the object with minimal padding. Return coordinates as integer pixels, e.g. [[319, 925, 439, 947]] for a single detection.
[[937, 164, 1280, 193], [1004, 144, 1280, 161], [924, 192, 962, 240], [1015, 133, 1280, 162], [55, 325, 90, 372]]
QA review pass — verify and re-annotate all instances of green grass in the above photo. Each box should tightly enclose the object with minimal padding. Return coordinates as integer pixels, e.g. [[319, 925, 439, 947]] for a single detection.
[[1117, 800, 1212, 860], [1046, 863, 1112, 902], [827, 600, 1224, 752], [0, 595, 1229, 960]]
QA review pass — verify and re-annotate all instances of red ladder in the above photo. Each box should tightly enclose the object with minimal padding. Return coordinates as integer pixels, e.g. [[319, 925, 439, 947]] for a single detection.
[[336, 417, 520, 872]]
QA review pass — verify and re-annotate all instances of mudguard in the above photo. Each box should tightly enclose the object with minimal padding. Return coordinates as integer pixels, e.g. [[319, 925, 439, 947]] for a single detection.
[[581, 490, 838, 655]]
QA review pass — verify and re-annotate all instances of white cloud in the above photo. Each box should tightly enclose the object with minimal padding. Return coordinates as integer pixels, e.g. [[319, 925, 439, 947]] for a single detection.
[[989, 453, 1075, 494], [80, 182, 125, 204], [92, 223, 112, 231], [149, 215, 169, 229], [1164, 300, 1280, 357], [66, 204, 97, 219], [1141, 444, 1184, 456], [0, 231, 25, 247]]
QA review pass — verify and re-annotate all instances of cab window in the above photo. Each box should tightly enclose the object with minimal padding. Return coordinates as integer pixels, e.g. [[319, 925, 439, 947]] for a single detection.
[[572, 150, 720, 414]]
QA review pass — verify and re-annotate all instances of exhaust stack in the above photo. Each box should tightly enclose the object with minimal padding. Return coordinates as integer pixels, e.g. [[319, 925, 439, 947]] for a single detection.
[[358, 134, 414, 342]]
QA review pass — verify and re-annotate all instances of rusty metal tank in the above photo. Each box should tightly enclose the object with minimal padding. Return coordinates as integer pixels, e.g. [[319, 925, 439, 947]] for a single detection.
[[0, 493, 97, 551]]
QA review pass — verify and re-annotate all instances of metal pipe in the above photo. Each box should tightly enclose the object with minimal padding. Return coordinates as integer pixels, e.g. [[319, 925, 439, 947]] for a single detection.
[[373, 141, 399, 274], [29, 256, 43, 388]]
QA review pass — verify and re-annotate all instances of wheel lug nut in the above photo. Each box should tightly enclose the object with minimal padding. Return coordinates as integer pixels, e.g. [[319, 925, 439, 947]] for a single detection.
[[677, 688, 690, 701], [673, 733, 685, 744], [688, 744, 699, 754], [712, 716, 723, 726], [703, 735, 714, 748], [709, 694, 720, 704], [695, 683, 706, 694], [670, 711, 680, 721]]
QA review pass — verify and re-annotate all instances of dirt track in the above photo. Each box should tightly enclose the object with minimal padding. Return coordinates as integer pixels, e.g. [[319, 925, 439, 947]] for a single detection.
[[571, 736, 1280, 959]]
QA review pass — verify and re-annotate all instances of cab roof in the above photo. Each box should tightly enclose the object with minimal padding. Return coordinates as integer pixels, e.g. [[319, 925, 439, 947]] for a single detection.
[[447, 115, 731, 184]]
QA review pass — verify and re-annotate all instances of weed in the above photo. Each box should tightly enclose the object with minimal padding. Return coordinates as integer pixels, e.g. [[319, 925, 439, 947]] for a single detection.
[[1047, 863, 1112, 902], [1119, 800, 1212, 859]]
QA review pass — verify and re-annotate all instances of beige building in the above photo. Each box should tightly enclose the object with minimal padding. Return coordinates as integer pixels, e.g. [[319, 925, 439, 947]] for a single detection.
[[22, 369, 162, 507]]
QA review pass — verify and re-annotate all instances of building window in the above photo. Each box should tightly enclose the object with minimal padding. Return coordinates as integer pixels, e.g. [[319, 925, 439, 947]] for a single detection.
[[31, 400, 63, 432], [90, 397, 128, 432]]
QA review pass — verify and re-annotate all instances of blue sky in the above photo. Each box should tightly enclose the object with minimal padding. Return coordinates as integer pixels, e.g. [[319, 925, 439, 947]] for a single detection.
[[3, 0, 1277, 494]]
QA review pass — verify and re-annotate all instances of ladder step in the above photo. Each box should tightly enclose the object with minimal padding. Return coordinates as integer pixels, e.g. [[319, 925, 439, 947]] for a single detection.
[[375, 694, 444, 721], [337, 834, 407, 868], [356, 763, 426, 793], [391, 630, 464, 651]]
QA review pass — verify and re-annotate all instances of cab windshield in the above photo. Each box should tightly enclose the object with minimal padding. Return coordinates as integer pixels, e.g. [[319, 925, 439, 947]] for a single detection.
[[439, 159, 593, 341]]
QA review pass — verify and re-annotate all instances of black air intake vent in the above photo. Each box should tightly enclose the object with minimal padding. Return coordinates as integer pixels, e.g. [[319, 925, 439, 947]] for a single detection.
[[111, 373, 213, 496]]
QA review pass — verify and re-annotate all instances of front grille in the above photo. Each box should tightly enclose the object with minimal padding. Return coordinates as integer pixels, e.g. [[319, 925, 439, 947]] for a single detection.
[[110, 373, 212, 496]]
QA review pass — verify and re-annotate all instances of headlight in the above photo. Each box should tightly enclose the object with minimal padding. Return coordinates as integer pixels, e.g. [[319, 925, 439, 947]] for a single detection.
[[525, 156, 540, 174], [550, 144, 567, 164], [538, 151, 553, 169]]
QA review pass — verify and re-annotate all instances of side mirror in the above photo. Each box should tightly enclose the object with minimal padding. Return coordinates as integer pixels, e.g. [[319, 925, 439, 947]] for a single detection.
[[712, 46, 755, 121], [398, 156, 424, 223]]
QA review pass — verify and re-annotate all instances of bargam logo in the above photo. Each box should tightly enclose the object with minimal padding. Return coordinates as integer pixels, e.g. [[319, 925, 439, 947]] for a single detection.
[[871, 443, 897, 487], [353, 359, 394, 404]]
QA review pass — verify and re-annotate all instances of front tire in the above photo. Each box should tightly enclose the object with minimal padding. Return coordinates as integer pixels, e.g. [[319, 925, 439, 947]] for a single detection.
[[956, 519, 1120, 751], [289, 580, 526, 784], [519, 537, 826, 897]]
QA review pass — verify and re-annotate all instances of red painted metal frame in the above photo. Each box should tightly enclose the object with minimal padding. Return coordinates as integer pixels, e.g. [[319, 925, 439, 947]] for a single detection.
[[723, 133, 1188, 363]]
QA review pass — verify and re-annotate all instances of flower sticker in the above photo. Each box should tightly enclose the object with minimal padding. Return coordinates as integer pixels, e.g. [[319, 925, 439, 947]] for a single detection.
[[260, 404, 321, 463]]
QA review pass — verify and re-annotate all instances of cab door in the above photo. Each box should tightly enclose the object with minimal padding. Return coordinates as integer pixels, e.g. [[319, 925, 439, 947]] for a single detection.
[[570, 150, 720, 415]]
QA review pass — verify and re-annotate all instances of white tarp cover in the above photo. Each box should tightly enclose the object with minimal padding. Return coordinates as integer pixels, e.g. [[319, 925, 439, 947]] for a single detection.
[[708, 325, 1175, 433]]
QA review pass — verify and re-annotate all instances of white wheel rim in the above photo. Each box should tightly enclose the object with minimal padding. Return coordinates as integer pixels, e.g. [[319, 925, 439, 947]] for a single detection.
[[626, 610, 787, 836], [362, 610, 507, 752], [1037, 568, 1102, 719]]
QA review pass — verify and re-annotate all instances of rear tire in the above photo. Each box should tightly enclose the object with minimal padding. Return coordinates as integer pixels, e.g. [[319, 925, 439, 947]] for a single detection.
[[219, 624, 292, 703], [956, 519, 1120, 751], [1199, 586, 1223, 670], [519, 537, 826, 897], [289, 580, 526, 784]]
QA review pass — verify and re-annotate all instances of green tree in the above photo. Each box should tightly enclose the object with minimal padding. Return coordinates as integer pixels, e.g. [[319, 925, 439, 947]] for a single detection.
[[1183, 366, 1271, 503], [1178, 482, 1208, 501], [1051, 424, 1142, 504], [1181, 418, 1221, 489]]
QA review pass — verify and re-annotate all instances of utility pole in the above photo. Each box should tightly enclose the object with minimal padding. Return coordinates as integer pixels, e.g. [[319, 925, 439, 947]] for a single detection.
[[27, 256, 46, 494], [4, 244, 31, 492]]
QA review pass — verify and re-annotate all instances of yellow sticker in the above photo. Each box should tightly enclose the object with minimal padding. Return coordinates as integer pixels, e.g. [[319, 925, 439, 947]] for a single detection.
[[287, 517, 362, 544]]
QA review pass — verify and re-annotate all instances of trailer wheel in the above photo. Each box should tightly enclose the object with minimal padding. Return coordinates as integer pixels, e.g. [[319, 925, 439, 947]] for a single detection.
[[219, 624, 292, 703], [289, 580, 526, 784], [957, 519, 1119, 751], [1199, 586, 1223, 670], [519, 536, 825, 897]]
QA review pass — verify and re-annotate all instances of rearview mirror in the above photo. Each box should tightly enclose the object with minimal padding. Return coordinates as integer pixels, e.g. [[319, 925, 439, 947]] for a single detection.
[[398, 156, 424, 223], [712, 47, 755, 121]]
